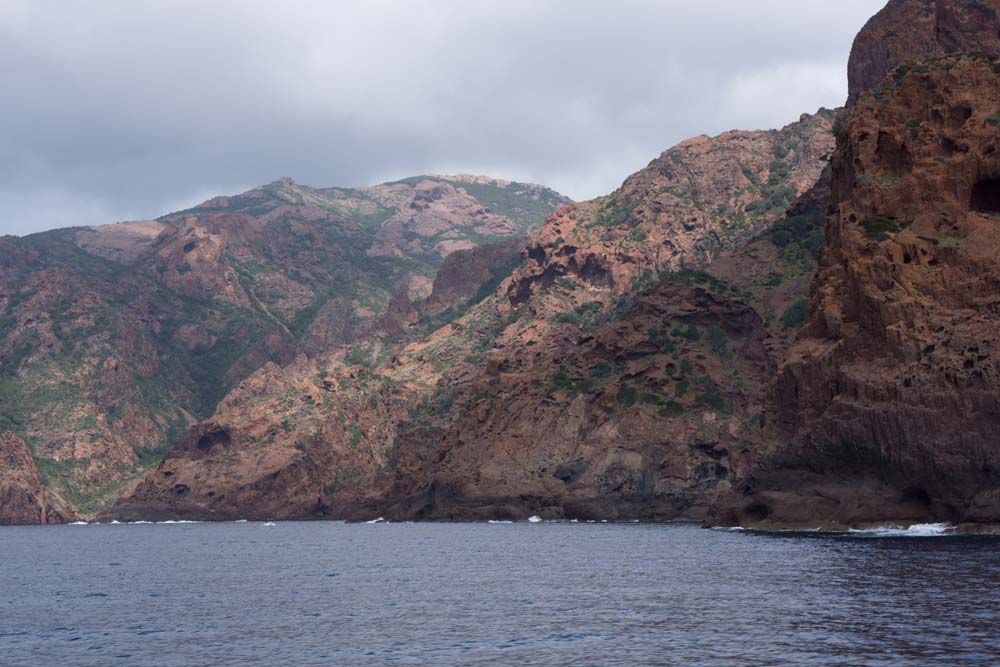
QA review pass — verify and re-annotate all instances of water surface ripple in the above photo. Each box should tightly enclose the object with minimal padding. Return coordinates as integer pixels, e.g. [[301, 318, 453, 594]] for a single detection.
[[1, 522, 997, 666]]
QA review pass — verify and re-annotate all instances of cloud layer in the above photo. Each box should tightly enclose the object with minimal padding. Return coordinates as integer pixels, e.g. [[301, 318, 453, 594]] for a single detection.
[[0, 0, 885, 236]]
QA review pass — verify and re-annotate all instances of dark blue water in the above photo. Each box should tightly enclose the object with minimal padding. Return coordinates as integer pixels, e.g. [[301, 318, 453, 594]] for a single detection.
[[0, 522, 997, 667]]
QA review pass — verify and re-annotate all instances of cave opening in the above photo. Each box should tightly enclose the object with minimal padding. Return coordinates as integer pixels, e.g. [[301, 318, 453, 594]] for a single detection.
[[900, 487, 932, 508], [744, 501, 772, 522], [971, 178, 1000, 213]]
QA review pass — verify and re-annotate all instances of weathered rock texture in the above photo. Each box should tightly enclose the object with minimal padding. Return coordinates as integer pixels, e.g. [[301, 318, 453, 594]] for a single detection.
[[848, 0, 1000, 105], [108, 113, 835, 522], [0, 433, 72, 525], [1, 175, 565, 522], [720, 55, 1000, 528]]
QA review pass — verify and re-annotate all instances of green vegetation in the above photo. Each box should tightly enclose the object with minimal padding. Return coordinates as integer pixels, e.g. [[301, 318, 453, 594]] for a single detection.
[[918, 234, 962, 247], [971, 1, 998, 20], [657, 401, 685, 418], [675, 379, 690, 398], [675, 324, 701, 342], [546, 365, 576, 397], [763, 210, 826, 263], [659, 269, 745, 299], [596, 198, 641, 228], [987, 110, 1000, 127], [442, 179, 565, 230], [554, 302, 603, 326], [861, 216, 911, 241], [0, 380, 25, 433], [695, 380, 730, 414], [348, 424, 363, 449], [705, 324, 732, 359], [646, 325, 676, 355], [616, 384, 639, 408], [345, 344, 376, 369], [780, 299, 809, 331], [894, 61, 916, 82], [744, 160, 796, 216], [589, 362, 613, 379]]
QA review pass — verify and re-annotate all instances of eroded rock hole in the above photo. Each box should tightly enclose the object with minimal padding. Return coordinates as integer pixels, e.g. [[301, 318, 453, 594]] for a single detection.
[[173, 484, 190, 497], [196, 428, 232, 453], [971, 178, 1000, 213], [900, 487, 931, 508], [948, 104, 972, 129], [745, 501, 772, 522], [875, 131, 912, 174], [182, 241, 197, 253], [553, 459, 588, 484]]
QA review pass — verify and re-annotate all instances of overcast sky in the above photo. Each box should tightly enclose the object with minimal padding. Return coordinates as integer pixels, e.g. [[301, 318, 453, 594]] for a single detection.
[[0, 0, 886, 236]]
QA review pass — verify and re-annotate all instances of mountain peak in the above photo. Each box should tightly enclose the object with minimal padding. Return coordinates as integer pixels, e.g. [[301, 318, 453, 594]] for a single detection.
[[848, 0, 1000, 105]]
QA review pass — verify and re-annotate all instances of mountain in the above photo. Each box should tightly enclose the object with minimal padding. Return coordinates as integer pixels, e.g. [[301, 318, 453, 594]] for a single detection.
[[12, 0, 1000, 530], [107, 111, 835, 522], [0, 176, 569, 523], [715, 0, 1000, 529], [848, 0, 1000, 105]]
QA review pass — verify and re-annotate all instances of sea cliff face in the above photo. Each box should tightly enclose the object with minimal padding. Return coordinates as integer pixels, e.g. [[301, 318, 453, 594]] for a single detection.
[[847, 0, 1000, 105], [9, 0, 1000, 528], [0, 176, 567, 524], [106, 113, 835, 522], [718, 54, 1000, 528]]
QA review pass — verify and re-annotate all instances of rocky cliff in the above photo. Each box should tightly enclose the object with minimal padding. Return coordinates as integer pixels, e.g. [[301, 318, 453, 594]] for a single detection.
[[0, 433, 72, 525], [24, 0, 1000, 529], [107, 113, 835, 522], [718, 54, 1000, 528], [847, 0, 1000, 105], [0, 176, 566, 523]]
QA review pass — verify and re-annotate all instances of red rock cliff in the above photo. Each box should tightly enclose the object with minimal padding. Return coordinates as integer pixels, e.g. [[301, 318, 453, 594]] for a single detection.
[[848, 0, 1000, 105], [723, 55, 1000, 527]]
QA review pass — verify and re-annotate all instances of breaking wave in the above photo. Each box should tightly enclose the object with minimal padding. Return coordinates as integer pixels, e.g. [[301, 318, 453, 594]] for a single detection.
[[848, 523, 956, 537]]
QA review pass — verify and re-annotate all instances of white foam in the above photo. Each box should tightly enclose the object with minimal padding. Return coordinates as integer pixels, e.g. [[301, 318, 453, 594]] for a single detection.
[[365, 517, 386, 524], [527, 516, 542, 523], [848, 522, 955, 537], [263, 521, 277, 527], [68, 521, 89, 526], [156, 520, 201, 524], [110, 520, 121, 525], [128, 521, 153, 525], [487, 520, 513, 524]]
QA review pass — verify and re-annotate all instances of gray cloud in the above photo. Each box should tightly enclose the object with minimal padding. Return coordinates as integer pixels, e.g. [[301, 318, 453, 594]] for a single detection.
[[0, 0, 885, 236]]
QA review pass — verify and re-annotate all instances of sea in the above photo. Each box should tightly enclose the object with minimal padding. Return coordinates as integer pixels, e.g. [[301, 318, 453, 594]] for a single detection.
[[0, 521, 997, 666]]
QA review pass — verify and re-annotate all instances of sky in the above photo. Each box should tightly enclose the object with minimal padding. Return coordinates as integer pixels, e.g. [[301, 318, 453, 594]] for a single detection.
[[0, 0, 886, 236]]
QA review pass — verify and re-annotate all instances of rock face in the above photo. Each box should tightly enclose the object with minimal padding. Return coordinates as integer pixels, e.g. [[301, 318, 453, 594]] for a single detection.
[[720, 55, 1000, 528], [107, 113, 835, 523], [0, 433, 72, 525], [423, 238, 526, 316], [0, 175, 566, 522], [848, 0, 1000, 105], [378, 284, 779, 522], [40, 0, 1000, 529], [74, 221, 164, 263], [507, 112, 834, 307]]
